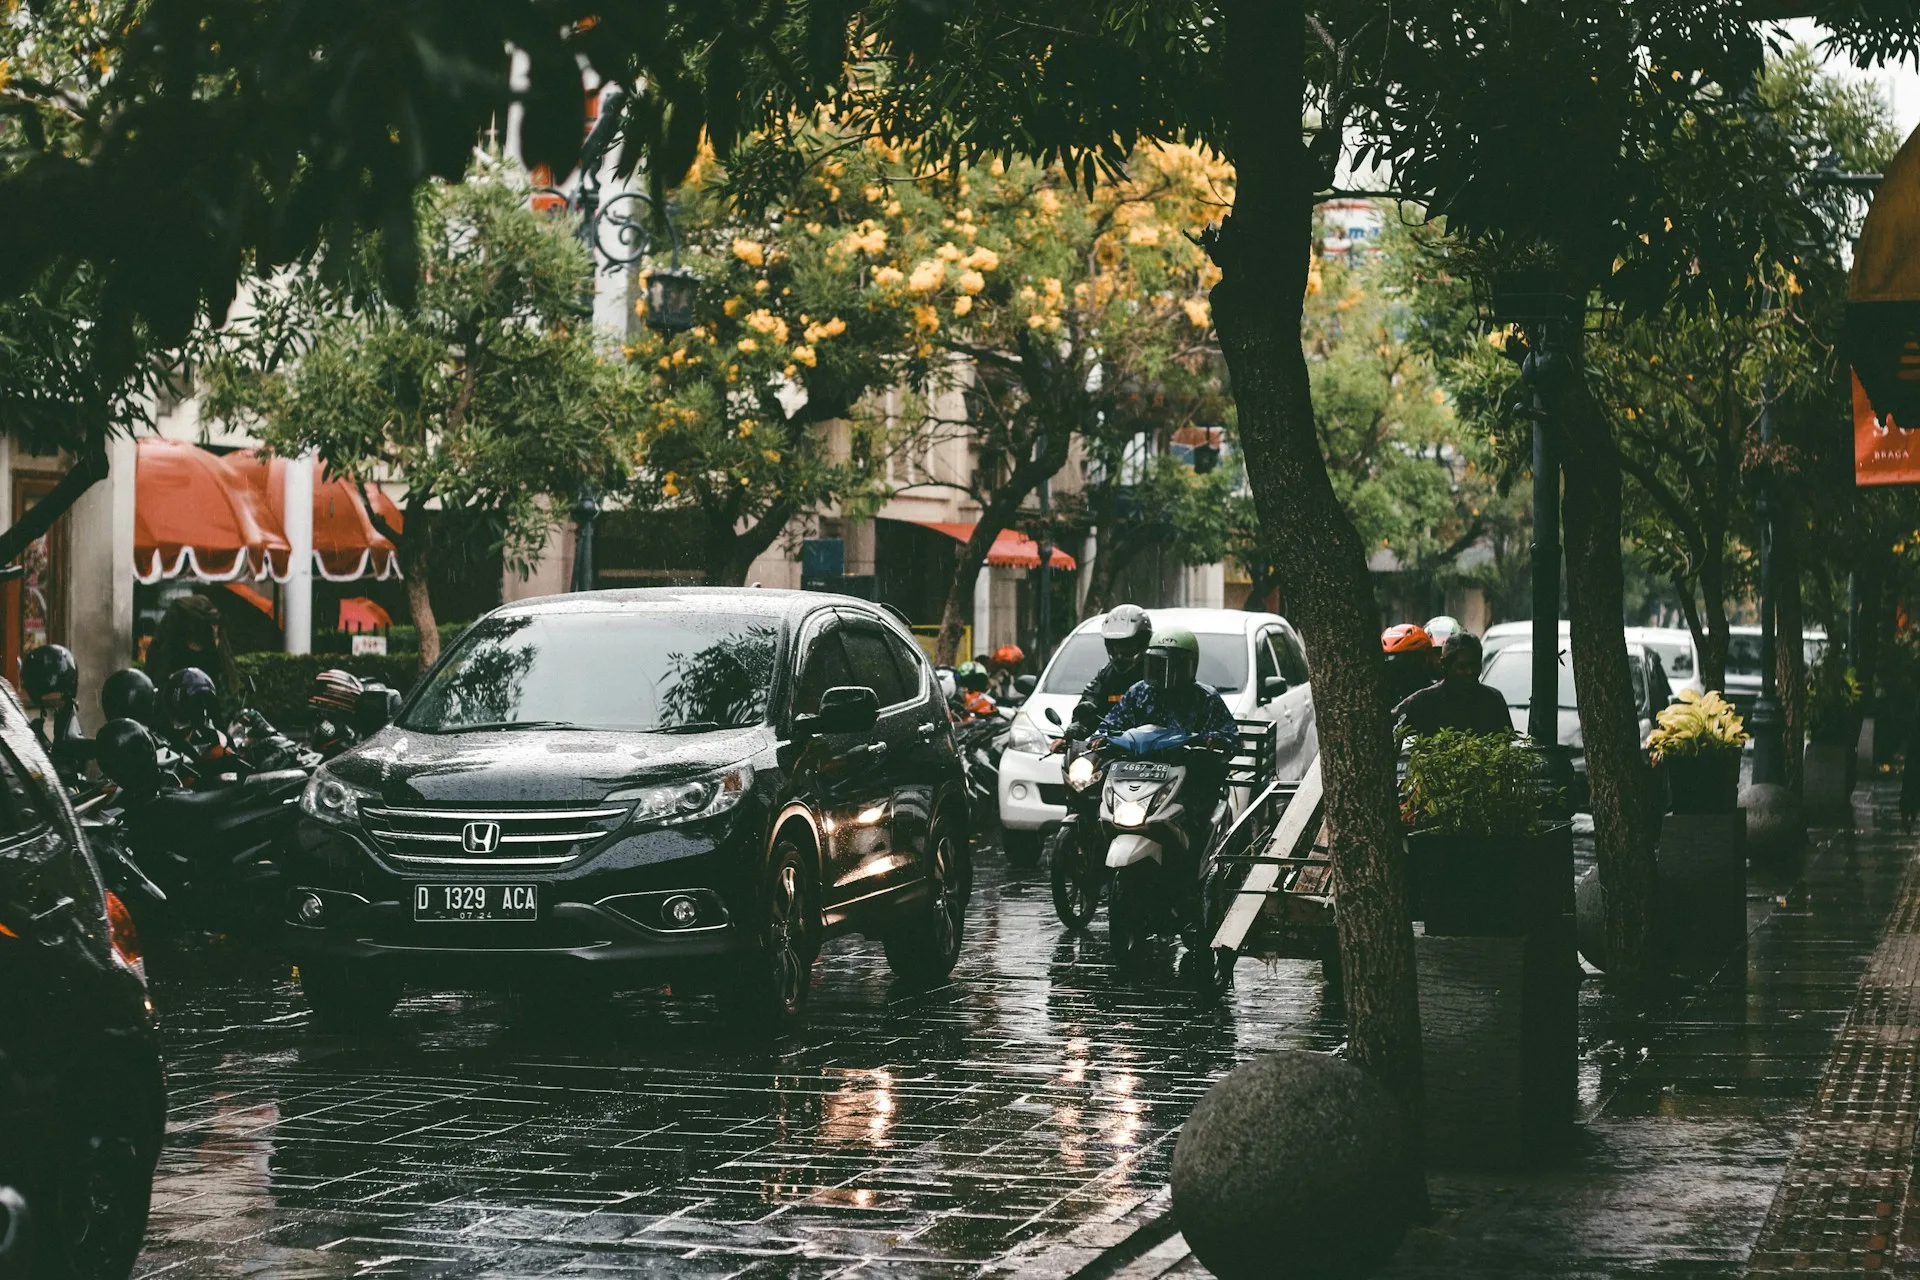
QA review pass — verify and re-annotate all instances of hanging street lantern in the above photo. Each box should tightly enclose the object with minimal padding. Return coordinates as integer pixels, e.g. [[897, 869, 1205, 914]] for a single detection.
[[645, 266, 699, 335]]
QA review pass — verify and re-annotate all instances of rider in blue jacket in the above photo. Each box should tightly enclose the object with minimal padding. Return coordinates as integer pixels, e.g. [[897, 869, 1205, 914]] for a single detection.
[[1097, 626, 1240, 753]]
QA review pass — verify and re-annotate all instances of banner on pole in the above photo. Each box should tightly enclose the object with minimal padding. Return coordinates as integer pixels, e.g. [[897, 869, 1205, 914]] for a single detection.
[[1849, 122, 1920, 487]]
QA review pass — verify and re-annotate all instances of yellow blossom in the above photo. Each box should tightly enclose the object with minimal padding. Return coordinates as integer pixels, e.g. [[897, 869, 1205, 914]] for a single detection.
[[753, 279, 770, 294], [935, 242, 964, 262], [763, 449, 783, 464], [723, 297, 745, 317], [792, 345, 818, 367], [913, 305, 940, 332], [864, 185, 885, 202], [1127, 223, 1162, 246], [738, 422, 754, 438], [803, 317, 846, 342], [1182, 298, 1211, 328], [957, 269, 986, 295], [963, 246, 999, 272], [744, 309, 789, 343], [805, 221, 823, 234], [1018, 285, 1037, 302], [884, 200, 902, 217], [908, 260, 946, 292], [872, 265, 905, 287], [953, 296, 973, 317], [731, 238, 765, 267], [1026, 313, 1049, 330], [737, 337, 758, 353]]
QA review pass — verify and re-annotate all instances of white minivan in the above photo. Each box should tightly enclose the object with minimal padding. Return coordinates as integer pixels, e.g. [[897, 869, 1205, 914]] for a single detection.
[[995, 608, 1319, 862]]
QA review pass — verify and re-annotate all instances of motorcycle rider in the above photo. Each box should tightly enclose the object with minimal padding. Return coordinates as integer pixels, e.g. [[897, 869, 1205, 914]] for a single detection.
[[1064, 604, 1153, 741], [1096, 627, 1240, 866], [1395, 631, 1513, 737], [954, 661, 998, 718], [1381, 623, 1440, 708], [22, 643, 86, 780]]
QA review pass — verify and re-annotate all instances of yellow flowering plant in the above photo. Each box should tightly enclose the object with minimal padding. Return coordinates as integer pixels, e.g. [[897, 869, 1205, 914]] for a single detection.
[[1646, 688, 1748, 764]]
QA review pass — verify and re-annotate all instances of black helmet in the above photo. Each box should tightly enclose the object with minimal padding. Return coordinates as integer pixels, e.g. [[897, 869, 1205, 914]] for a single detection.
[[163, 666, 220, 727], [1143, 626, 1201, 689], [103, 668, 158, 725], [1101, 605, 1153, 667], [96, 718, 161, 796], [21, 644, 76, 705]]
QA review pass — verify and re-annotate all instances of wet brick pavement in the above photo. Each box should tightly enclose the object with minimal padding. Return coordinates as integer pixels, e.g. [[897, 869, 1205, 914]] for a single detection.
[[1125, 789, 1920, 1279], [133, 837, 1343, 1280]]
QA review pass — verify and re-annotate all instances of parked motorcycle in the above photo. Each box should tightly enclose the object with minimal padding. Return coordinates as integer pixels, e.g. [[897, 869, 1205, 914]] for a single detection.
[[952, 707, 1013, 824], [1095, 724, 1235, 981]]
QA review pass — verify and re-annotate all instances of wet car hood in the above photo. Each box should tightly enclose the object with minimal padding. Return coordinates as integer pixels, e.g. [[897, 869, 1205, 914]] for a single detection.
[[325, 725, 769, 806]]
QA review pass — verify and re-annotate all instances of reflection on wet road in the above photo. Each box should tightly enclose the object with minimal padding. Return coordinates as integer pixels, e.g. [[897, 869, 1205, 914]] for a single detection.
[[135, 842, 1341, 1278]]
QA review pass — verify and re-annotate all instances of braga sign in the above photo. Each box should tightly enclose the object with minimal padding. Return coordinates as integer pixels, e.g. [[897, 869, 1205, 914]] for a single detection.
[[1851, 124, 1920, 486]]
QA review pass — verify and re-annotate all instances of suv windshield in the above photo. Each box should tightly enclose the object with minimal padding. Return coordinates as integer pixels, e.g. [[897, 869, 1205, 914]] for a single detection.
[[402, 610, 780, 733], [1037, 630, 1249, 695]]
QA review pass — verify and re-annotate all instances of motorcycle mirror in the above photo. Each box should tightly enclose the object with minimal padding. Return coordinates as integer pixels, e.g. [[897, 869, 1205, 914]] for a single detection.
[[95, 719, 161, 797], [1043, 706, 1063, 727], [352, 687, 403, 738]]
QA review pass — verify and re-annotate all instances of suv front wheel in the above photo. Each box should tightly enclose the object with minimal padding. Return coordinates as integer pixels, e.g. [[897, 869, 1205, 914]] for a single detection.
[[884, 822, 970, 985], [719, 839, 819, 1028]]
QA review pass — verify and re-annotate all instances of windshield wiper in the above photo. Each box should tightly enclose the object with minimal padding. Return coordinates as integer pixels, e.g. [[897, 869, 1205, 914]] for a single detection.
[[649, 721, 753, 734], [432, 720, 582, 734]]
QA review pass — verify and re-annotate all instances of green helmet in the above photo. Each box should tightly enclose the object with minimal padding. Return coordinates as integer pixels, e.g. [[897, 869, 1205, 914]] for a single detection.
[[955, 660, 989, 692], [1425, 615, 1465, 645], [1144, 626, 1201, 688]]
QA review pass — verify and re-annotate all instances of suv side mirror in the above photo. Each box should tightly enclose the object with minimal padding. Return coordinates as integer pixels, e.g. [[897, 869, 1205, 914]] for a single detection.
[[794, 685, 880, 737], [1261, 675, 1287, 700], [353, 686, 403, 737]]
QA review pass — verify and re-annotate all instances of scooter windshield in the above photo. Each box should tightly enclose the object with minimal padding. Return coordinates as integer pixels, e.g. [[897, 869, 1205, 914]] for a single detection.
[[1107, 725, 1193, 758]]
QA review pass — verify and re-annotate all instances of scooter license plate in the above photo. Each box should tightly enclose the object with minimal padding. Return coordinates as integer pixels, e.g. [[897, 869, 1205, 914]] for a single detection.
[[412, 883, 539, 922]]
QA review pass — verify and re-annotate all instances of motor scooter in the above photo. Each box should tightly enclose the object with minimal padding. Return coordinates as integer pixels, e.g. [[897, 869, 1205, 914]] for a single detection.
[[1039, 707, 1105, 929], [1096, 724, 1233, 972]]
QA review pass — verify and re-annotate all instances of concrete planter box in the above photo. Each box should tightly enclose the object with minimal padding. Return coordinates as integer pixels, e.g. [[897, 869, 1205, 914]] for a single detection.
[[1803, 742, 1854, 824], [1660, 750, 1742, 815], [1657, 809, 1747, 960], [1411, 822, 1576, 1169]]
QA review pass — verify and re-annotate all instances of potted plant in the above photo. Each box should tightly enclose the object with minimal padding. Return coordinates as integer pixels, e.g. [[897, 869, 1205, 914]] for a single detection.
[[1804, 660, 1863, 819], [1647, 688, 1747, 814], [1402, 729, 1569, 936]]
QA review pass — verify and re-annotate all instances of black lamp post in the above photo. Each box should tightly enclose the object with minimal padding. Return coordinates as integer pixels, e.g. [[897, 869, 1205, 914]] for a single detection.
[[1749, 378, 1785, 786], [1491, 273, 1580, 806], [535, 87, 696, 591]]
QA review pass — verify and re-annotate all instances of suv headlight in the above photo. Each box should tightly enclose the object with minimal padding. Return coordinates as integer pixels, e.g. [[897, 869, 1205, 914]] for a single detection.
[[1007, 712, 1051, 755], [300, 770, 378, 826], [617, 765, 753, 827]]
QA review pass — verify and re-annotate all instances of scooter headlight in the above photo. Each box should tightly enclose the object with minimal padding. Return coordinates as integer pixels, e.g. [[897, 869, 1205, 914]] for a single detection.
[[1112, 798, 1149, 829], [1066, 755, 1099, 791]]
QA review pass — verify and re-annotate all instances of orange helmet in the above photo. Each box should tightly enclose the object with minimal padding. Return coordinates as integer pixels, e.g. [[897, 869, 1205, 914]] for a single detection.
[[992, 644, 1025, 668], [1381, 623, 1434, 655]]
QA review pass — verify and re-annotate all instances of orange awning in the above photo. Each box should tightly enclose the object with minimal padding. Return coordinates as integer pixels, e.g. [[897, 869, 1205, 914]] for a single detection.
[[917, 521, 1077, 570], [134, 438, 290, 583], [339, 596, 392, 631], [134, 439, 402, 584]]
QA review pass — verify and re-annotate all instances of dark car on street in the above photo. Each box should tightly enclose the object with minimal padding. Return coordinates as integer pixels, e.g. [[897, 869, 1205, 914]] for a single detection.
[[0, 683, 165, 1280], [283, 589, 972, 1029]]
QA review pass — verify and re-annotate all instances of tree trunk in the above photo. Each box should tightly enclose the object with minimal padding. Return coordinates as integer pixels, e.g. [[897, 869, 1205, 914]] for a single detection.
[[397, 500, 440, 672], [1560, 381, 1657, 989], [1774, 497, 1806, 795], [935, 523, 1003, 665], [1697, 558, 1731, 696], [1214, 0, 1425, 1178]]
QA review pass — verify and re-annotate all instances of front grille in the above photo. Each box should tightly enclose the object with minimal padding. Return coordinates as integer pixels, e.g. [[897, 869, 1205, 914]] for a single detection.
[[360, 804, 630, 868]]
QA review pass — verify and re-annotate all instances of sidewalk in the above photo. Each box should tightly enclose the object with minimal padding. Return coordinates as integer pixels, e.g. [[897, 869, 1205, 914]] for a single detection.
[[1076, 781, 1920, 1279]]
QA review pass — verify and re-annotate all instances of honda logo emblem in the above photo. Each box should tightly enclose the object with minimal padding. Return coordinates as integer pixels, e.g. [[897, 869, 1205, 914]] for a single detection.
[[461, 821, 502, 854]]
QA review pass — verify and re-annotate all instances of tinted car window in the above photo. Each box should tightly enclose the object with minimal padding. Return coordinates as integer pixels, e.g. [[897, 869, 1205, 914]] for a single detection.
[[881, 627, 929, 702], [793, 625, 856, 717], [403, 609, 779, 733], [841, 625, 909, 707], [1256, 633, 1281, 689], [1038, 629, 1250, 694], [1276, 626, 1311, 685]]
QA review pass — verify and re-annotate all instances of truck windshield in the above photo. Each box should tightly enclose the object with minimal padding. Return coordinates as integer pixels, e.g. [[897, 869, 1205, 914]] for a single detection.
[[402, 610, 779, 734]]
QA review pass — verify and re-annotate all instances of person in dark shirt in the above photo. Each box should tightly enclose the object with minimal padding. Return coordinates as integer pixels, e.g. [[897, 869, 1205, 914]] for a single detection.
[[1065, 604, 1153, 740], [1394, 632, 1514, 737]]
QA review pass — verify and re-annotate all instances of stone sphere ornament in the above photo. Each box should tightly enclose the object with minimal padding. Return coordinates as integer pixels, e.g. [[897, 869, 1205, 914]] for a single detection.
[[1171, 1051, 1416, 1280], [1741, 782, 1804, 860]]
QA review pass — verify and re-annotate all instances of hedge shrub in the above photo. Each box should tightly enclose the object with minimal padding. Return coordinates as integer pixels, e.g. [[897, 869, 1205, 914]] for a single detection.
[[234, 651, 425, 731]]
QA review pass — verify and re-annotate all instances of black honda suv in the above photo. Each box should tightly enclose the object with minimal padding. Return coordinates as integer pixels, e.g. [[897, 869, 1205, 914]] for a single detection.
[[283, 588, 971, 1028]]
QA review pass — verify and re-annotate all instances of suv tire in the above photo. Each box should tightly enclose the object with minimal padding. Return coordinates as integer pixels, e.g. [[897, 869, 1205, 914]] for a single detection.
[[301, 960, 403, 1030], [884, 822, 970, 985], [719, 840, 818, 1029]]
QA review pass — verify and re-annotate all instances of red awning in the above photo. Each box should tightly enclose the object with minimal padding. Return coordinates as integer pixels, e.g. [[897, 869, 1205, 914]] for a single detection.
[[917, 521, 1077, 570], [134, 439, 402, 584]]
